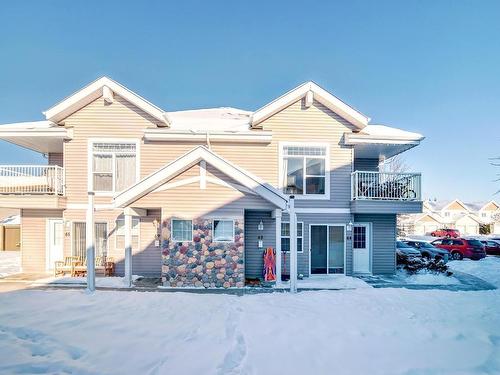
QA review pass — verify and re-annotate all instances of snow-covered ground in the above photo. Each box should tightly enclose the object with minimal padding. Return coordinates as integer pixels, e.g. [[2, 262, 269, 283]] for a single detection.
[[33, 275, 142, 288], [0, 251, 20, 278], [0, 258, 499, 374], [395, 269, 460, 285], [449, 256, 500, 288]]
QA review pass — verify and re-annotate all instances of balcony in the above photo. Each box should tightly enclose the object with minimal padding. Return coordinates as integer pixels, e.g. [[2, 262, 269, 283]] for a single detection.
[[0, 165, 66, 209], [350, 171, 423, 214]]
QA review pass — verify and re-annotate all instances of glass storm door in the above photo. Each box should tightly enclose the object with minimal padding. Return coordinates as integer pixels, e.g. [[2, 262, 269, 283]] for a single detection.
[[310, 225, 327, 274], [328, 226, 345, 274]]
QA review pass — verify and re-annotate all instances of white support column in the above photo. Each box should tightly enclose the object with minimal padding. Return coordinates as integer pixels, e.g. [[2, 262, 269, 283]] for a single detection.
[[86, 192, 95, 292], [289, 196, 297, 293], [274, 209, 282, 286], [124, 212, 133, 288]]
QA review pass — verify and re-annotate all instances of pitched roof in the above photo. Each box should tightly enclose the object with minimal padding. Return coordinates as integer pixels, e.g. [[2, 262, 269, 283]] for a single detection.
[[44, 77, 170, 126], [250, 81, 370, 129], [113, 146, 288, 209]]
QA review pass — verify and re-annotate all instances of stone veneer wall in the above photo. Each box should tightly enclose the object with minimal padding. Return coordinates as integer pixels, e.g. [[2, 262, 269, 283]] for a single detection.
[[161, 218, 245, 288]]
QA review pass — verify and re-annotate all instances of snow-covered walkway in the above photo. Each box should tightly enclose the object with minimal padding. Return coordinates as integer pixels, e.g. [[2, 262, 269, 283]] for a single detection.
[[0, 257, 499, 374], [0, 251, 20, 278]]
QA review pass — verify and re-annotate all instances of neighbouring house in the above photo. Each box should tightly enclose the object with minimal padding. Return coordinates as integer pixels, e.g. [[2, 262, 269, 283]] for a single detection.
[[0, 209, 20, 251], [0, 77, 424, 287], [402, 199, 500, 236]]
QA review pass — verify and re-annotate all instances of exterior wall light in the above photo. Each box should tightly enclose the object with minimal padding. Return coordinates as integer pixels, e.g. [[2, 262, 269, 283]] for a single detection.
[[258, 220, 264, 231], [347, 220, 353, 232]]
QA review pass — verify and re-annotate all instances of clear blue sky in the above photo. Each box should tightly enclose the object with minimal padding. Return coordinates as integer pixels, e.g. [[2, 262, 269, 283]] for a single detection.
[[1, 0, 499, 202]]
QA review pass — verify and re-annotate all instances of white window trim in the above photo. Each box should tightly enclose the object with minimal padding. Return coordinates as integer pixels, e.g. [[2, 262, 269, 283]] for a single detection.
[[87, 138, 141, 196], [281, 221, 304, 253], [278, 141, 330, 200], [171, 218, 193, 242], [115, 217, 141, 251], [212, 219, 235, 242]]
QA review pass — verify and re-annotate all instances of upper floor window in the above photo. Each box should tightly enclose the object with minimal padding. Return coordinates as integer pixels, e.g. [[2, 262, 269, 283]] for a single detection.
[[91, 142, 137, 192], [281, 144, 328, 196]]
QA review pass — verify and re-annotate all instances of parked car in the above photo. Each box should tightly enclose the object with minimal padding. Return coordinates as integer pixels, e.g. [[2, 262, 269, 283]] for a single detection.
[[430, 228, 460, 238], [431, 238, 486, 260], [396, 241, 423, 264], [403, 240, 450, 262], [480, 240, 500, 256]]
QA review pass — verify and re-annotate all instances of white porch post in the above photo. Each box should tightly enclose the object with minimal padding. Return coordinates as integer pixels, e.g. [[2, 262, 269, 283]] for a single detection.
[[274, 209, 282, 286], [86, 192, 95, 292], [289, 196, 297, 293], [124, 212, 133, 288]]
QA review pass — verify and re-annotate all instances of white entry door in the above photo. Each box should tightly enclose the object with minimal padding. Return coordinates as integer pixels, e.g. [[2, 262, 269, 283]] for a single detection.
[[47, 219, 64, 270], [353, 224, 370, 274]]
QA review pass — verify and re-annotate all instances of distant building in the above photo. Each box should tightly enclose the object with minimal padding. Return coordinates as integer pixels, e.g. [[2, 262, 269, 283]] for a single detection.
[[400, 199, 500, 236]]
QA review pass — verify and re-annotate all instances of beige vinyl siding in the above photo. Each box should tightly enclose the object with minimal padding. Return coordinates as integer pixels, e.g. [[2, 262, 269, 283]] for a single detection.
[[63, 94, 164, 205], [48, 153, 63, 167], [20, 209, 63, 273], [63, 208, 162, 276], [134, 164, 275, 217], [62, 96, 355, 210]]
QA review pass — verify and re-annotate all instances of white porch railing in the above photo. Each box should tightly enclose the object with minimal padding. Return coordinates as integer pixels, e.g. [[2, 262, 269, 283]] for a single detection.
[[0, 165, 64, 195], [351, 171, 421, 201]]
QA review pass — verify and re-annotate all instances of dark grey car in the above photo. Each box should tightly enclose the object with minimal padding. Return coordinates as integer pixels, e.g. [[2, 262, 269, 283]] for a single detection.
[[403, 240, 450, 263], [396, 241, 422, 264]]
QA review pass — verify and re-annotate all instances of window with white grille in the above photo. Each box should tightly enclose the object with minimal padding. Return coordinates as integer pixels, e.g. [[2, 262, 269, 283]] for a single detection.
[[91, 142, 137, 192], [281, 144, 328, 196]]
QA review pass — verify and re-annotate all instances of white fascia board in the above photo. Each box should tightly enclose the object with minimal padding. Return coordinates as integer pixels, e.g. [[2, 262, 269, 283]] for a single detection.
[[344, 133, 424, 145], [144, 129, 272, 143], [44, 77, 169, 126], [113, 146, 287, 209], [251, 81, 370, 129]]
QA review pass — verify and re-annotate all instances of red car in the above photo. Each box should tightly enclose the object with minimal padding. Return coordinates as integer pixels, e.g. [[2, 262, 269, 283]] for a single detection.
[[480, 240, 500, 256], [431, 238, 486, 260], [430, 228, 460, 238]]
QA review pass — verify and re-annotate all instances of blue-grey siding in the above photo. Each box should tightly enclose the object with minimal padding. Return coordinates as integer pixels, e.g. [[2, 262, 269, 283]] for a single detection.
[[244, 210, 275, 279], [354, 213, 396, 275], [354, 158, 379, 172]]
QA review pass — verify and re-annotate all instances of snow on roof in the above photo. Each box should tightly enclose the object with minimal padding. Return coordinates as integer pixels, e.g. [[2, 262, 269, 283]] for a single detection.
[[0, 215, 20, 225], [361, 125, 423, 140], [167, 107, 251, 132], [0, 120, 58, 130]]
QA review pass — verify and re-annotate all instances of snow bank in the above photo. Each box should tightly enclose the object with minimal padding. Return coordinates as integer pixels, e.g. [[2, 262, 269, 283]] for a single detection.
[[0, 251, 20, 278]]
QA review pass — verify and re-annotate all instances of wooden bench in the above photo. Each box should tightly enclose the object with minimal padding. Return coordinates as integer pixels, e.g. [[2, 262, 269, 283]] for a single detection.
[[54, 256, 80, 277], [72, 256, 115, 277]]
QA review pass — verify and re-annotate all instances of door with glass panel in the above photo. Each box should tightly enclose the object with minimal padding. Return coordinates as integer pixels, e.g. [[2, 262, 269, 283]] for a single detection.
[[353, 224, 370, 274], [310, 225, 345, 274], [47, 219, 64, 270]]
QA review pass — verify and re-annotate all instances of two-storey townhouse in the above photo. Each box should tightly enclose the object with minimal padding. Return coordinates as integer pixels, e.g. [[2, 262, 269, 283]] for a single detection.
[[0, 77, 424, 287]]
